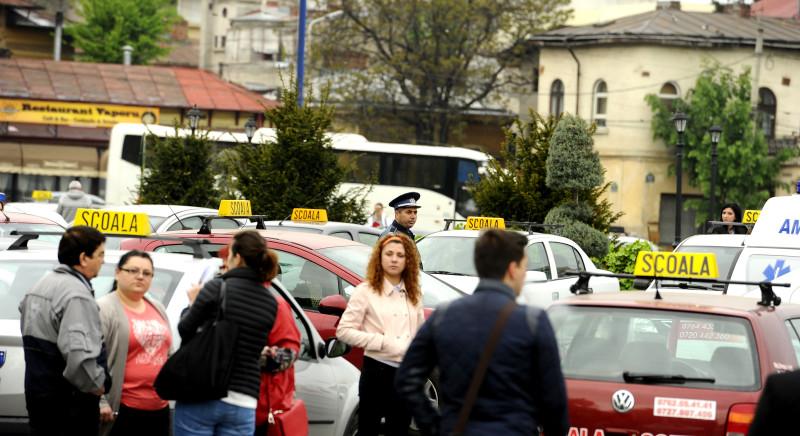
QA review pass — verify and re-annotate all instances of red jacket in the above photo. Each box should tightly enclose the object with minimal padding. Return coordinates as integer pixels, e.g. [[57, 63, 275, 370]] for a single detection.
[[256, 292, 302, 426]]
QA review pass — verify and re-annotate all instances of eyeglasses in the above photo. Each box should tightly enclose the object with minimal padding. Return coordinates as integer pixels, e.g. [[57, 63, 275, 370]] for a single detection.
[[120, 267, 154, 278]]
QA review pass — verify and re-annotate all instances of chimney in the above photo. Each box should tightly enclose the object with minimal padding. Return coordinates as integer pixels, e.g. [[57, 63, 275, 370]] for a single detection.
[[656, 1, 681, 11], [122, 45, 133, 65]]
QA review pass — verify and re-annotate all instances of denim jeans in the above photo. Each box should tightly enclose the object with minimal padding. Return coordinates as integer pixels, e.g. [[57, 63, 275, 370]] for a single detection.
[[174, 400, 255, 436]]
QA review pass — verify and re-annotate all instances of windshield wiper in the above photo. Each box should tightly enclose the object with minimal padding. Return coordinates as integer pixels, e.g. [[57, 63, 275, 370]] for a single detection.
[[425, 270, 470, 276], [623, 372, 715, 384]]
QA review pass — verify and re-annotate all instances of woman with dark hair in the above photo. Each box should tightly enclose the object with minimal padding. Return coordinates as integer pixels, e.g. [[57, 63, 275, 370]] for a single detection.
[[98, 250, 171, 436], [174, 230, 279, 435], [336, 233, 425, 436], [711, 203, 748, 235]]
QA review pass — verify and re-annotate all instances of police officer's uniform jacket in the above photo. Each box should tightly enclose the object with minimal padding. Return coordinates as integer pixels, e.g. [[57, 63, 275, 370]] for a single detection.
[[380, 220, 415, 241]]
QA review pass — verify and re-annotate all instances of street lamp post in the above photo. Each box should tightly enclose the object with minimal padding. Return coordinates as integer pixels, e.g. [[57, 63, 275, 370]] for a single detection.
[[244, 117, 257, 144], [672, 112, 688, 247], [709, 125, 722, 225], [140, 111, 156, 179], [187, 105, 202, 136]]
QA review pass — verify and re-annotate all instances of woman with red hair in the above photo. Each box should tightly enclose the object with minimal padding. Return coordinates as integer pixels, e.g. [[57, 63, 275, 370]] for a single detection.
[[336, 233, 425, 436]]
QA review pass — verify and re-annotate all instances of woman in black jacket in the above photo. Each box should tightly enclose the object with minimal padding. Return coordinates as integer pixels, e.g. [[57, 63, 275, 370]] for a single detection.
[[710, 203, 748, 235], [174, 230, 278, 436]]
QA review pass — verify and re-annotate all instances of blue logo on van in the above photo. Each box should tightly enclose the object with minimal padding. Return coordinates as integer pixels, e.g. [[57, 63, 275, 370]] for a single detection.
[[778, 219, 800, 234], [0, 350, 5, 368], [764, 260, 791, 282]]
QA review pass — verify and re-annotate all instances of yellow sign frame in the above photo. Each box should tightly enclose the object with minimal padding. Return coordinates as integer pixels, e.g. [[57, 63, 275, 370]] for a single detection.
[[73, 208, 151, 236], [633, 252, 719, 279], [0, 98, 159, 128], [291, 208, 328, 223], [218, 200, 252, 217], [464, 216, 506, 230]]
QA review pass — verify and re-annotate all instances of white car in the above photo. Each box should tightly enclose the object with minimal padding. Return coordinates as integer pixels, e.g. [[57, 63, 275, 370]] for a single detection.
[[416, 230, 620, 307], [102, 205, 245, 234], [0, 242, 359, 436]]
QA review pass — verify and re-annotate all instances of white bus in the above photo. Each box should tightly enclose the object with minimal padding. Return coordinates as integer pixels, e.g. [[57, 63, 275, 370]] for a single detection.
[[106, 123, 490, 231]]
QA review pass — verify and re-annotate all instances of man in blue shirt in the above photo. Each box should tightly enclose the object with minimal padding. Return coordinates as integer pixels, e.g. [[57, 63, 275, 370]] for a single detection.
[[395, 229, 568, 435]]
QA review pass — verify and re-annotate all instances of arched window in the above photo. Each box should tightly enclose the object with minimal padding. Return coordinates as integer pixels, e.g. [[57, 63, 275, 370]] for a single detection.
[[758, 87, 776, 140], [658, 82, 679, 111], [550, 79, 564, 116], [592, 80, 608, 127]]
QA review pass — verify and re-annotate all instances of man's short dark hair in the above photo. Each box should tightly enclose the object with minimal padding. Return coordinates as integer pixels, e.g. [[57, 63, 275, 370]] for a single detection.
[[474, 229, 527, 280], [58, 226, 106, 267]]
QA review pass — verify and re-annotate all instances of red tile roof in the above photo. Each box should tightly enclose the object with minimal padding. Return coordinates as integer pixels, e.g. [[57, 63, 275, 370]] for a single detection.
[[0, 58, 277, 112], [0, 0, 40, 8]]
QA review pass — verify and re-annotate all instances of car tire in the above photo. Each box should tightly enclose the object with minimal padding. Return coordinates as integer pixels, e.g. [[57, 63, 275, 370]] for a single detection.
[[410, 369, 440, 433], [344, 408, 358, 436]]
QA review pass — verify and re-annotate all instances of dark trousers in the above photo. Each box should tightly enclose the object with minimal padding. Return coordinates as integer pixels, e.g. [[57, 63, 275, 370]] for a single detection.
[[359, 356, 411, 436], [27, 390, 100, 436], [109, 403, 170, 436]]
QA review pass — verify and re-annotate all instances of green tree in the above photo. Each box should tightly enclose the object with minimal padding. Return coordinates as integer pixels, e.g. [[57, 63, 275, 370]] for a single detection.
[[67, 0, 178, 64], [233, 83, 368, 223], [597, 240, 653, 290], [138, 132, 219, 207], [544, 114, 618, 258], [645, 61, 795, 221], [315, 0, 571, 144]]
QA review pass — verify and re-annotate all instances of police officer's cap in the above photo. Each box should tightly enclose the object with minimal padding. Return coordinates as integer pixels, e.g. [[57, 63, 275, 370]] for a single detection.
[[389, 192, 421, 209]]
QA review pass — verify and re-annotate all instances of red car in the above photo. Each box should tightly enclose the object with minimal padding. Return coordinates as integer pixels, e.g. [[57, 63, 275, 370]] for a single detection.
[[120, 229, 463, 368], [547, 292, 800, 436], [0, 211, 66, 247]]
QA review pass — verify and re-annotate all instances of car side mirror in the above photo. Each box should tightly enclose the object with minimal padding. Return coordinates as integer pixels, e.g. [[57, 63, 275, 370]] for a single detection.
[[525, 271, 547, 282], [632, 278, 652, 290], [318, 294, 348, 317], [324, 337, 351, 358]]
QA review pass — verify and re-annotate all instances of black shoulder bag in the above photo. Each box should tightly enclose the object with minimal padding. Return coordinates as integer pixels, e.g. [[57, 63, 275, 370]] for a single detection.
[[451, 301, 517, 435], [155, 280, 239, 402]]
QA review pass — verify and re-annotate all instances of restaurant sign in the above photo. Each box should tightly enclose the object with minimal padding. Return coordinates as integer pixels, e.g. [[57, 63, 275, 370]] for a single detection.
[[0, 99, 159, 128]]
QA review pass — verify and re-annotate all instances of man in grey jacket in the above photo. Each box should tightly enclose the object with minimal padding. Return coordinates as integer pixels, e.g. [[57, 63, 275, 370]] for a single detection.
[[19, 226, 111, 436], [56, 180, 93, 223]]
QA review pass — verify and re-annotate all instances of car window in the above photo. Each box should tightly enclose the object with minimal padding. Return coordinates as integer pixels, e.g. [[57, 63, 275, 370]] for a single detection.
[[417, 236, 477, 276], [269, 287, 313, 361], [359, 232, 380, 246], [0, 223, 64, 243], [549, 305, 759, 390], [273, 250, 340, 310], [153, 242, 226, 258], [330, 231, 353, 241], [166, 216, 240, 232], [550, 242, 585, 277], [0, 260, 182, 320], [675, 245, 742, 281], [745, 254, 800, 283], [526, 242, 551, 279], [787, 320, 800, 366]]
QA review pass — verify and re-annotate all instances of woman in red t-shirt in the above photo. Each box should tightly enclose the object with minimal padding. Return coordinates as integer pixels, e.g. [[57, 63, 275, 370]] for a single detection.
[[97, 250, 172, 436]]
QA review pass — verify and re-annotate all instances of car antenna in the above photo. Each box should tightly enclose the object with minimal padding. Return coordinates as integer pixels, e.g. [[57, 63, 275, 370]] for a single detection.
[[166, 204, 189, 231]]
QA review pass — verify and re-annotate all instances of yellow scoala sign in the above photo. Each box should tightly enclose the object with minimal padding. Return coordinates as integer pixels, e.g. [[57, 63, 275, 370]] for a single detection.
[[31, 190, 52, 201], [73, 208, 150, 236], [218, 200, 252, 217], [464, 216, 506, 230], [291, 208, 328, 223], [742, 210, 761, 224], [633, 252, 718, 279], [0, 99, 159, 128]]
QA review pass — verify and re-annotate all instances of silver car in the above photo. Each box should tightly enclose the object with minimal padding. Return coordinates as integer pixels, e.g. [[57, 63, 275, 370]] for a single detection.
[[0, 244, 359, 436]]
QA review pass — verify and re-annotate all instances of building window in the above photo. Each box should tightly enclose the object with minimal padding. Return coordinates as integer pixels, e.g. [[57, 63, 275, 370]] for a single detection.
[[758, 87, 776, 140], [593, 80, 608, 127], [221, 36, 226, 48], [213, 36, 218, 48], [550, 79, 564, 116], [222, 7, 227, 18], [658, 82, 680, 111]]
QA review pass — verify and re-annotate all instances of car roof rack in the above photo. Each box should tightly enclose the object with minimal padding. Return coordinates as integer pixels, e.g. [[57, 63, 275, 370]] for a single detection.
[[196, 215, 269, 234], [442, 219, 563, 233], [564, 270, 787, 307], [7, 231, 215, 259], [704, 220, 750, 234]]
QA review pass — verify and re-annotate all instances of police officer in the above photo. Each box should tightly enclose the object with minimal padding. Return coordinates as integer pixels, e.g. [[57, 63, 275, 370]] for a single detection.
[[381, 192, 421, 240]]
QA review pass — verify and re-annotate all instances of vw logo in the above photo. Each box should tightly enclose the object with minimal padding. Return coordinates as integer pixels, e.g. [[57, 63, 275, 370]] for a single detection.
[[611, 389, 635, 413]]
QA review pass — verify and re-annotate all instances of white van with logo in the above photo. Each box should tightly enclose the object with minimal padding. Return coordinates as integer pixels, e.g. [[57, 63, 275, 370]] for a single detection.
[[726, 195, 800, 302]]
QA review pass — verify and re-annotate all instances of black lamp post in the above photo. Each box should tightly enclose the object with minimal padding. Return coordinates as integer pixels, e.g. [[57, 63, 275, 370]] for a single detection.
[[672, 112, 688, 247], [187, 105, 202, 136], [709, 125, 722, 224], [244, 117, 257, 144]]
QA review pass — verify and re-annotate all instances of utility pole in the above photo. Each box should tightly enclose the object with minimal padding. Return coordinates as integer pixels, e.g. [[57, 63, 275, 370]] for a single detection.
[[296, 0, 307, 107], [53, 0, 65, 61]]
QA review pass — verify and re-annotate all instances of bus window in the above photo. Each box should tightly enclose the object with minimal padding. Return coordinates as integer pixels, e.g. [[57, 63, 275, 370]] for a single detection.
[[384, 154, 448, 194], [455, 159, 480, 217], [336, 151, 379, 184], [121, 135, 143, 166]]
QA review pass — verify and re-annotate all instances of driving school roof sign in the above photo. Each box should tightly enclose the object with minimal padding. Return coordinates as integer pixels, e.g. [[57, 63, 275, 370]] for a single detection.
[[464, 216, 505, 230], [73, 208, 150, 236], [633, 252, 718, 279], [0, 98, 159, 128], [291, 208, 328, 223]]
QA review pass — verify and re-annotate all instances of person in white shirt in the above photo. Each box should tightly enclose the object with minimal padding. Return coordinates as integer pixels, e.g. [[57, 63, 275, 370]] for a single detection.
[[366, 202, 391, 229]]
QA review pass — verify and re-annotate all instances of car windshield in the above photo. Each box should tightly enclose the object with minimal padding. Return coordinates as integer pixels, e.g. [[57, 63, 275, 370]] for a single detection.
[[417, 236, 477, 276], [0, 260, 183, 320], [0, 223, 64, 243], [317, 245, 463, 308], [659, 245, 743, 290], [548, 305, 759, 390]]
